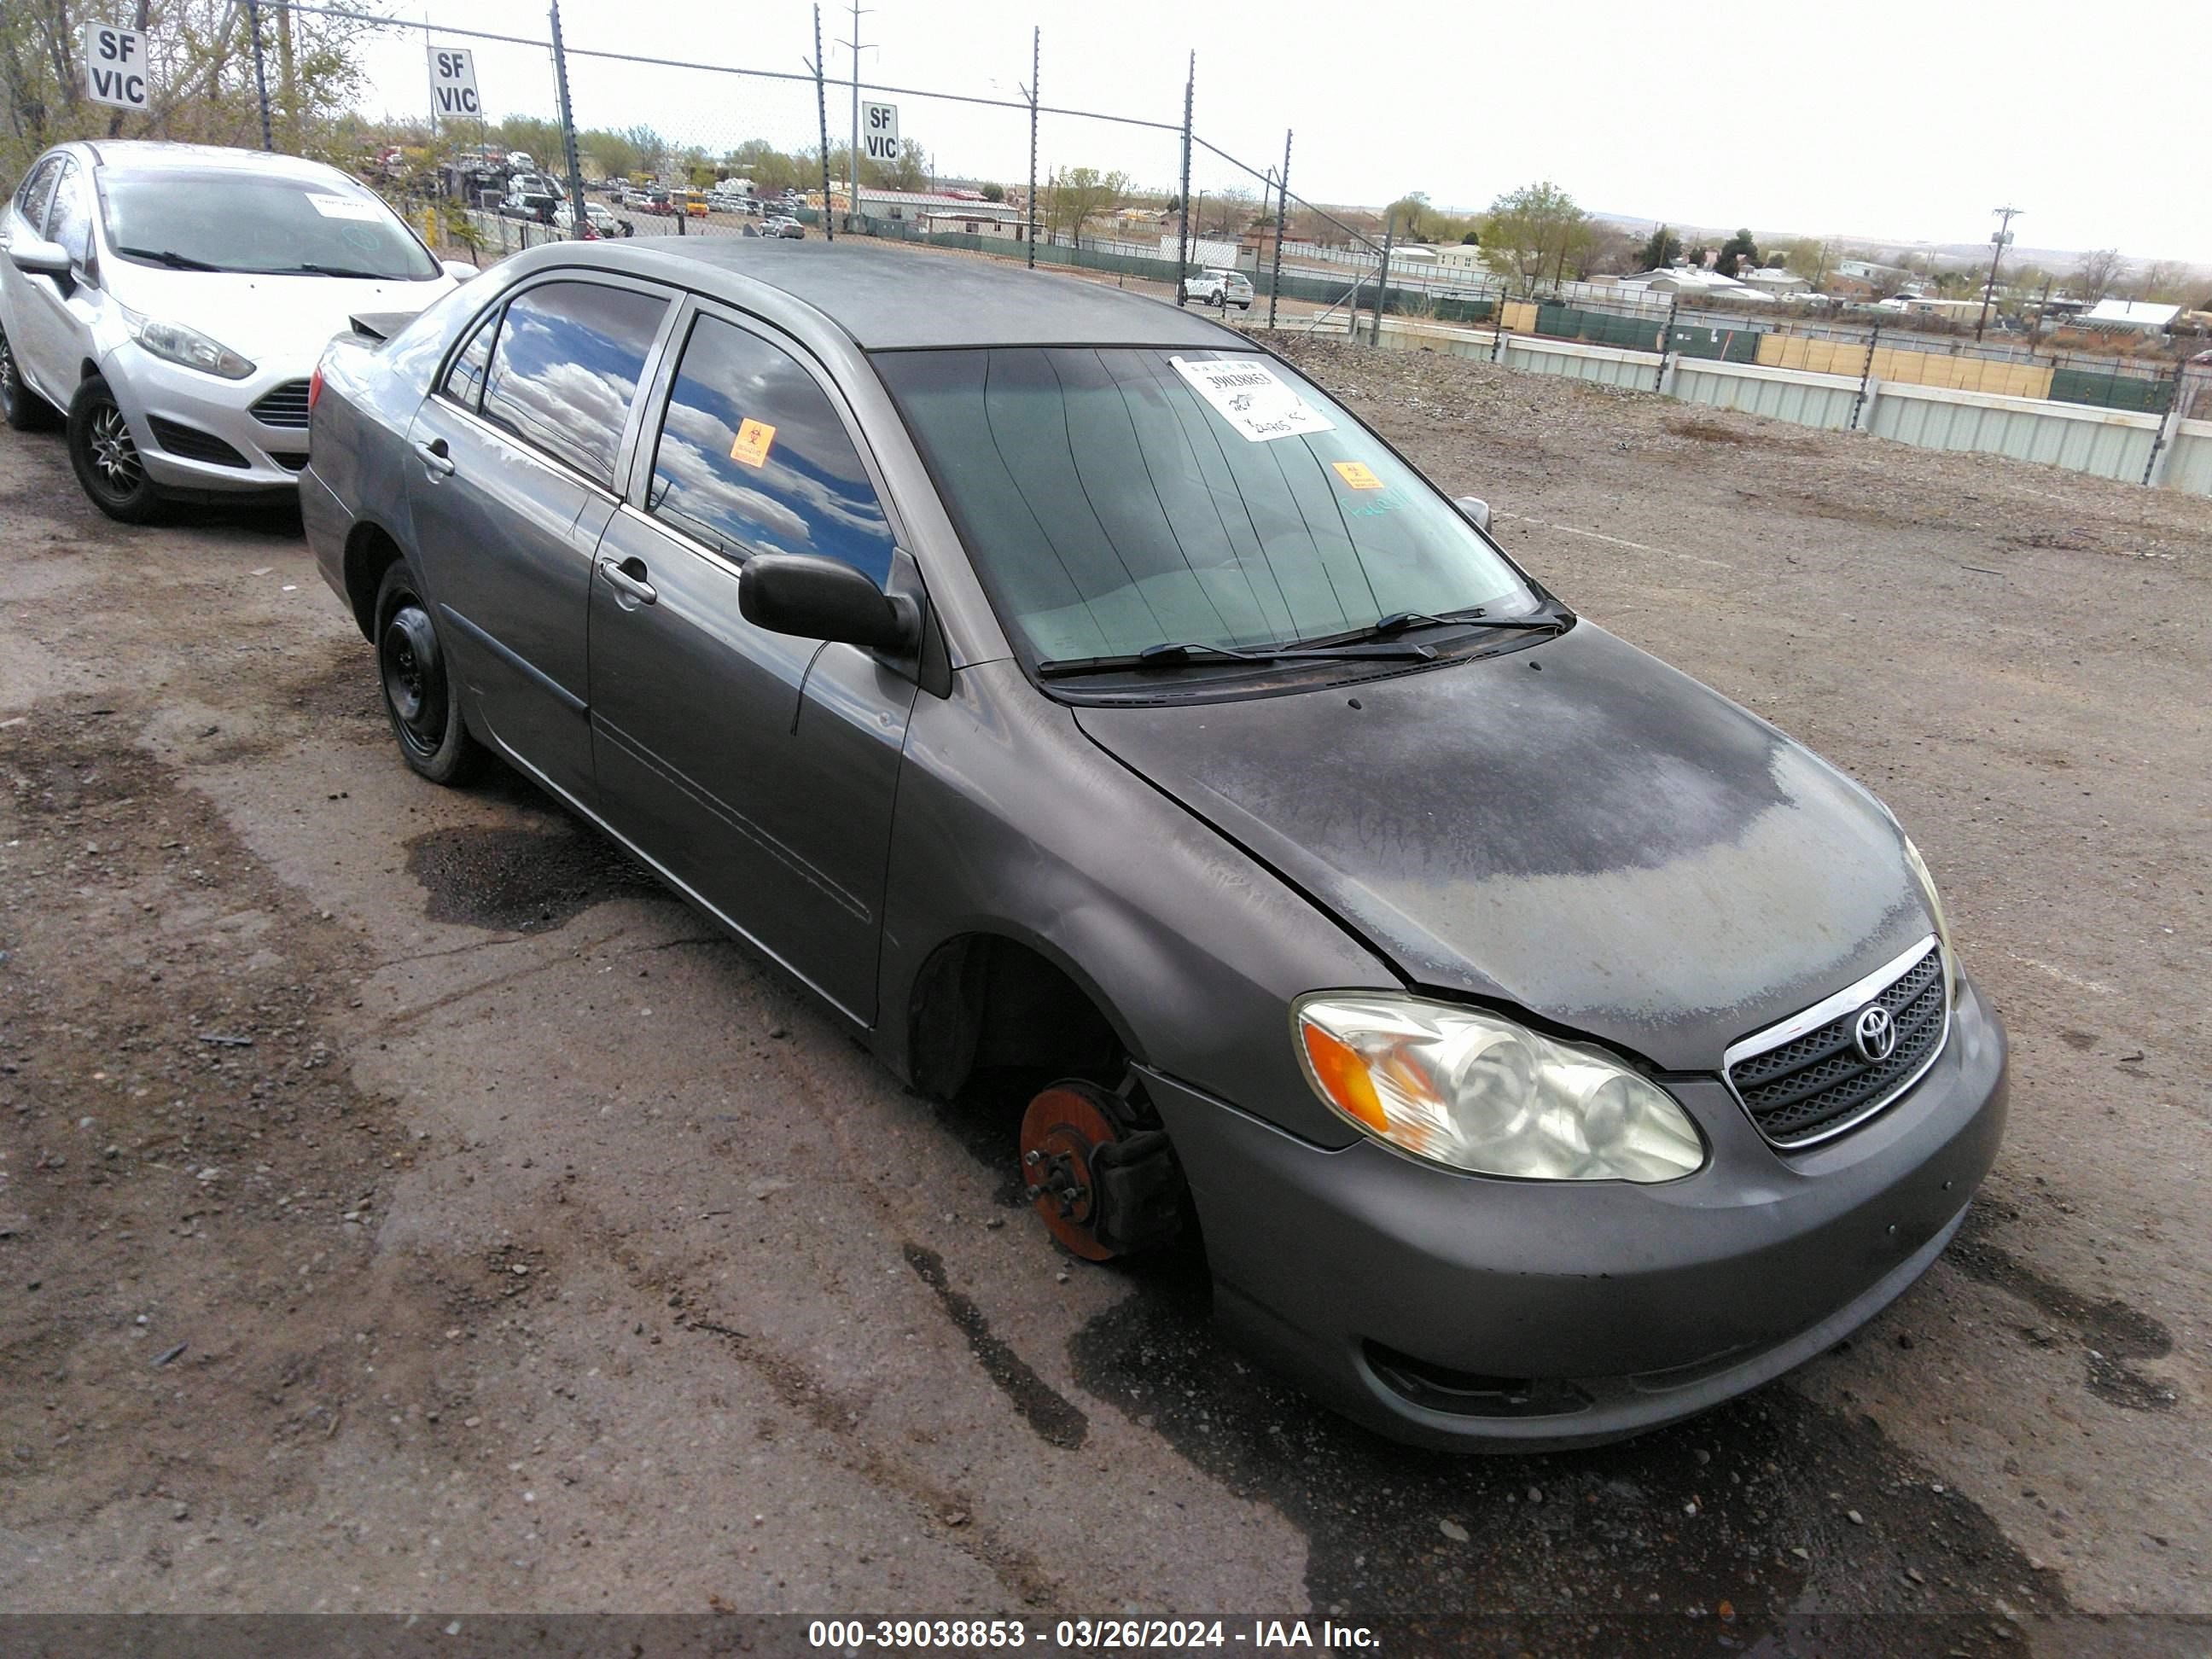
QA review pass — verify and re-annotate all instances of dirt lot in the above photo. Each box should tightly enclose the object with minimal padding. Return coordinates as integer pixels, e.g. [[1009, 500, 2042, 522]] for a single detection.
[[0, 331, 2205, 1649]]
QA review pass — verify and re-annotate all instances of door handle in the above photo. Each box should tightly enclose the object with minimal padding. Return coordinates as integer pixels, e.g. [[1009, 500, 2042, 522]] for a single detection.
[[598, 555, 657, 606], [414, 436, 455, 477]]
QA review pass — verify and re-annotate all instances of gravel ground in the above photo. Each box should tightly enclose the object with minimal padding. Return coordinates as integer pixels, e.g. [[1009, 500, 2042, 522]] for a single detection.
[[0, 329, 2205, 1651]]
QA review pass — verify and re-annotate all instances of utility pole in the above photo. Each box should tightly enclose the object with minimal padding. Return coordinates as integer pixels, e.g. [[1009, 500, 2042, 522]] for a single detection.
[[835, 3, 875, 232], [1976, 203, 2022, 341]]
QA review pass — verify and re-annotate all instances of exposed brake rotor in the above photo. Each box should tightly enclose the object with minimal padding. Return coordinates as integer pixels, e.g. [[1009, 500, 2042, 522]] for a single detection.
[[1018, 1078, 1185, 1261]]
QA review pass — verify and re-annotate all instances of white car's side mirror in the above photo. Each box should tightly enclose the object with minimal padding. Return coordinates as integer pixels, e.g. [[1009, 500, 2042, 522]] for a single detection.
[[440, 259, 480, 282], [1455, 495, 1492, 533], [9, 236, 73, 278]]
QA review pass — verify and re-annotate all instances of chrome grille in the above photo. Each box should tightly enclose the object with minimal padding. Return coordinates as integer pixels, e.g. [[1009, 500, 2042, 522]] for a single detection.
[[250, 380, 312, 428], [1726, 941, 1947, 1148]]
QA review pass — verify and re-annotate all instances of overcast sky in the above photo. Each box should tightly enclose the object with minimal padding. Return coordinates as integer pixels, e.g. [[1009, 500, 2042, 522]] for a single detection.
[[363, 0, 2209, 265]]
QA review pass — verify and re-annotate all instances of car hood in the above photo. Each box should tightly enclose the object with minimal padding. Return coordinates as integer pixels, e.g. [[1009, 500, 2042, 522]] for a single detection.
[[1072, 623, 1931, 1072], [108, 265, 455, 366]]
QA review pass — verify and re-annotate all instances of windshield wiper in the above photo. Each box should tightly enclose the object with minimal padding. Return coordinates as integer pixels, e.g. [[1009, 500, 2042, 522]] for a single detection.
[[115, 246, 221, 271], [1036, 638, 1436, 679], [272, 263, 387, 279], [1309, 606, 1574, 647]]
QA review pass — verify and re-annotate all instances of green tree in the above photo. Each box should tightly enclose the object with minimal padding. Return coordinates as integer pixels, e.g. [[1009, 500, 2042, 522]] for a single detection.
[[1637, 224, 1683, 270], [1782, 236, 1837, 287], [1045, 166, 1130, 245], [1714, 226, 1759, 278], [2, 0, 374, 179], [1476, 180, 1591, 295], [980, 181, 1004, 202]]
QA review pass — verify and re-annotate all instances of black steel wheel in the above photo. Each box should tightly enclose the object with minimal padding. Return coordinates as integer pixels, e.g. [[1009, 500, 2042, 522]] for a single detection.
[[374, 562, 485, 785], [0, 327, 57, 432], [67, 375, 164, 522]]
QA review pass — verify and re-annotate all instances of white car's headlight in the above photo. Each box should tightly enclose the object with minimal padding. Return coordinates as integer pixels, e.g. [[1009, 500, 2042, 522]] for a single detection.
[[1901, 834, 1961, 999], [127, 313, 255, 380], [1295, 994, 1704, 1183]]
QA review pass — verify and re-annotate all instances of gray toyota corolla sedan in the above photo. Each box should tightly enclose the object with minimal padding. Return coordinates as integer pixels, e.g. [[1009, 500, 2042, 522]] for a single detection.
[[301, 239, 2006, 1449]]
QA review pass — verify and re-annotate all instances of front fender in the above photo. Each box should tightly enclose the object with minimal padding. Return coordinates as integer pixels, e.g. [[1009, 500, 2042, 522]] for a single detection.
[[877, 660, 1394, 1146]]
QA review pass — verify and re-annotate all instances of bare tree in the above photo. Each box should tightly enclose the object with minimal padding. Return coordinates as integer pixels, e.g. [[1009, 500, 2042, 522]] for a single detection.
[[2133, 259, 2187, 303], [2074, 247, 2125, 303]]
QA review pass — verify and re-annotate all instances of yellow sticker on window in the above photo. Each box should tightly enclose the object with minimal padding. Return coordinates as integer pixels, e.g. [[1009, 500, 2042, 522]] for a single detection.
[[1331, 460, 1383, 490], [730, 417, 777, 469]]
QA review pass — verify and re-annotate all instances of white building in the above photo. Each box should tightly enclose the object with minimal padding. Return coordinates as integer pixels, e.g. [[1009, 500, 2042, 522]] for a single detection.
[[1738, 265, 1810, 296], [1617, 265, 1778, 304], [2079, 299, 2180, 333]]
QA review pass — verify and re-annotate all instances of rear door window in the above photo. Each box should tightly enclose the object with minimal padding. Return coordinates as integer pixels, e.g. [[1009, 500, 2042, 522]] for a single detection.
[[479, 280, 667, 489], [441, 310, 498, 410], [644, 314, 895, 585]]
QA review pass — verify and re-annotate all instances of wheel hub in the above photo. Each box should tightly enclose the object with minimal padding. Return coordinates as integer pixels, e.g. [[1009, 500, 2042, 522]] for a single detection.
[[380, 605, 445, 754], [90, 407, 137, 486], [1017, 1080, 1185, 1261]]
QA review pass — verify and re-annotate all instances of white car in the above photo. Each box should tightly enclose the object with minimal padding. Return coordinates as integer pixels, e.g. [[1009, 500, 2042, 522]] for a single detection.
[[553, 201, 630, 238], [0, 141, 469, 521], [1184, 267, 1254, 310]]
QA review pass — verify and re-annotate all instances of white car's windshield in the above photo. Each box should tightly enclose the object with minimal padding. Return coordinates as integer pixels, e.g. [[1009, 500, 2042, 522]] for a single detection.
[[99, 169, 440, 281], [877, 346, 1537, 666]]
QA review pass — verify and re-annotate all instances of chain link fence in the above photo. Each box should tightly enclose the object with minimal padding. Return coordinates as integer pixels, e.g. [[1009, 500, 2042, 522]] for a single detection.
[[20, 1, 2180, 422]]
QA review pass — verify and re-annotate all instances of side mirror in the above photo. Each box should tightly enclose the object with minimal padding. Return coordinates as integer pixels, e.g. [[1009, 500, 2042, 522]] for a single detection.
[[740, 552, 917, 654], [441, 259, 480, 282], [1455, 494, 1492, 533], [8, 236, 73, 279]]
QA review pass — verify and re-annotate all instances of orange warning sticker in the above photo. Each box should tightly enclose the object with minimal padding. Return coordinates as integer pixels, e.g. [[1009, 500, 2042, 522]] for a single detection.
[[1331, 460, 1384, 490], [730, 417, 777, 469]]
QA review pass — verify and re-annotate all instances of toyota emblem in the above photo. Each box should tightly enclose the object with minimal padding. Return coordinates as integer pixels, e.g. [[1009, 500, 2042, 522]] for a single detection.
[[1854, 1004, 1898, 1063]]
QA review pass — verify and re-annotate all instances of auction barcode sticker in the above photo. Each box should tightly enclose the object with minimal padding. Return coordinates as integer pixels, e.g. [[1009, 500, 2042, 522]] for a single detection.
[[1170, 356, 1334, 442], [306, 193, 387, 222]]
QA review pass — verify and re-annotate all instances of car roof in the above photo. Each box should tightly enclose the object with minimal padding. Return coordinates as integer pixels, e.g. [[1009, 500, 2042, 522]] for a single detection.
[[592, 237, 1243, 351], [77, 140, 348, 186]]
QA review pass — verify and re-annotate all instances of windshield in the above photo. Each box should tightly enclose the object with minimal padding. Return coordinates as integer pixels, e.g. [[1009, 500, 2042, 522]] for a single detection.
[[98, 169, 440, 280], [875, 347, 1536, 667]]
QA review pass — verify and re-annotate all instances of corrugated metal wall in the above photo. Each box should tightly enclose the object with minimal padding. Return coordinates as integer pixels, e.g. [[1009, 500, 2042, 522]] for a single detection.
[[2165, 420, 2212, 498], [1499, 339, 1657, 391], [1673, 364, 1860, 429], [1359, 317, 2207, 497], [1869, 391, 2158, 480]]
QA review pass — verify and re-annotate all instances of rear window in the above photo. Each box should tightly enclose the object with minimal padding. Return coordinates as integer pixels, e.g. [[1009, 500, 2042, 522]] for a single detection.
[[98, 168, 440, 280], [876, 346, 1535, 667], [479, 281, 667, 489]]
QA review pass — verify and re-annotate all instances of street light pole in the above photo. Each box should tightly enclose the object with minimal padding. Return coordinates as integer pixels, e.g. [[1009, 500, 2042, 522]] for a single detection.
[[1977, 203, 2022, 341]]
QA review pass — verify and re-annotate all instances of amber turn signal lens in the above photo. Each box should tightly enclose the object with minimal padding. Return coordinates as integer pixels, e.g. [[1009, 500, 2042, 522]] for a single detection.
[[1301, 1021, 1388, 1133]]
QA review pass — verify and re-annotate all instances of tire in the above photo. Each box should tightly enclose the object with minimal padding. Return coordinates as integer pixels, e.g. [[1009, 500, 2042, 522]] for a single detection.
[[0, 326, 58, 431], [67, 375, 165, 523], [373, 561, 486, 786]]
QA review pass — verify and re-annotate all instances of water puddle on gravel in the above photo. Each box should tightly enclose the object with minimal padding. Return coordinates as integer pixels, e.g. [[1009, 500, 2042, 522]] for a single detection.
[[405, 821, 659, 933], [1068, 1255, 2067, 1645]]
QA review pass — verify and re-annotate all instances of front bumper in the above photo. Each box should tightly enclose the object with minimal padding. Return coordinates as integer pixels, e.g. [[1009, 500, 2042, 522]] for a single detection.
[[1143, 971, 2008, 1450], [101, 341, 314, 496]]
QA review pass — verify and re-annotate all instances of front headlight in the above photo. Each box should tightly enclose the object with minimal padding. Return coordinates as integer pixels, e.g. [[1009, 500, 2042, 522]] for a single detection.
[[1901, 834, 1961, 999], [1295, 994, 1704, 1183], [127, 312, 255, 380]]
